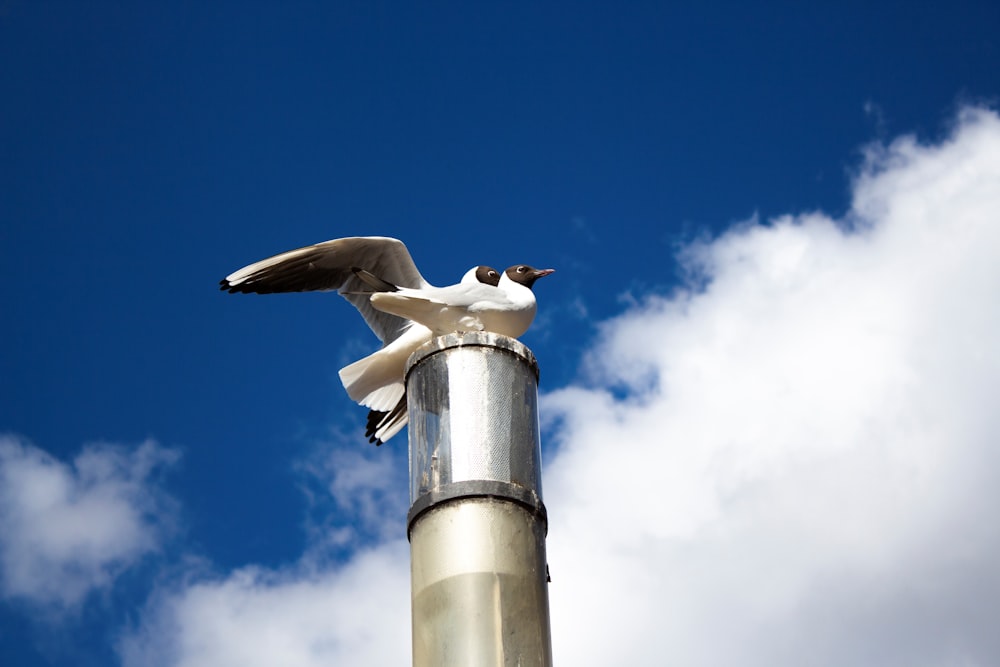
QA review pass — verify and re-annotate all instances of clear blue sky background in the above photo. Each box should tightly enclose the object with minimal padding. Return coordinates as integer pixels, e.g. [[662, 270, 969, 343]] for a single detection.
[[2, 2, 999, 665]]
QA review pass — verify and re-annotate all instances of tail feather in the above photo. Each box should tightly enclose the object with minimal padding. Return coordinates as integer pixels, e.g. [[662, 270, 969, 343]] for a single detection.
[[339, 323, 431, 404], [338, 351, 403, 406], [365, 396, 408, 445], [361, 382, 405, 413], [338, 319, 433, 446]]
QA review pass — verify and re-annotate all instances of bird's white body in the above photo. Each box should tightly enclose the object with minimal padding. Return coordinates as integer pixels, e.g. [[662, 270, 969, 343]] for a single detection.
[[370, 272, 539, 338]]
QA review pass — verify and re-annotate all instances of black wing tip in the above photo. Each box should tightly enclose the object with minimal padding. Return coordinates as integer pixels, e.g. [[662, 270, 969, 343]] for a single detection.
[[219, 278, 284, 295], [364, 399, 407, 446], [219, 280, 254, 294], [365, 409, 388, 446]]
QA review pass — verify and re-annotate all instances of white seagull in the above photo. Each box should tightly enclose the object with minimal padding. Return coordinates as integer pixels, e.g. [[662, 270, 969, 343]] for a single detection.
[[219, 236, 501, 444], [356, 264, 555, 338]]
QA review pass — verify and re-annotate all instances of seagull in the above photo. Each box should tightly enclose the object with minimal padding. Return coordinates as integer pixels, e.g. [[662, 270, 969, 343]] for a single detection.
[[343, 264, 500, 444], [357, 264, 555, 338], [219, 236, 501, 445]]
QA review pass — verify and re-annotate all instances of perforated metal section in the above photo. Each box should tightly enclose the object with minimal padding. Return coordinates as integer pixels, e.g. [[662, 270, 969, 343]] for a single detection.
[[407, 333, 543, 505]]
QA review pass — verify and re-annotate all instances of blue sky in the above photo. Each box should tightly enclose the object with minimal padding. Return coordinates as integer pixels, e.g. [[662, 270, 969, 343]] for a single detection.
[[3, 2, 1000, 665]]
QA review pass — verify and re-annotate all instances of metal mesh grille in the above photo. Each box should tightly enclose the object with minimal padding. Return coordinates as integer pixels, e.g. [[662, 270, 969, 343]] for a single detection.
[[407, 334, 542, 504]]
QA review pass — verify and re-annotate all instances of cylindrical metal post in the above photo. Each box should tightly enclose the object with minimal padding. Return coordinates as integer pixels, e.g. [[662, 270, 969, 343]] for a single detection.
[[406, 332, 552, 667]]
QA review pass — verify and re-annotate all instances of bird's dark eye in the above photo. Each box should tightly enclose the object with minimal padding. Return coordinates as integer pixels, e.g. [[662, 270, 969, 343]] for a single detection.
[[489, 271, 498, 278], [517, 266, 526, 273]]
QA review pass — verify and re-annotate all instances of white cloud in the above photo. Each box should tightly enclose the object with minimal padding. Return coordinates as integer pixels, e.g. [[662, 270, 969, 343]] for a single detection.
[[0, 437, 180, 609], [118, 441, 412, 667], [542, 107, 1000, 665], [118, 542, 411, 667], [296, 443, 409, 551], [118, 107, 1000, 666]]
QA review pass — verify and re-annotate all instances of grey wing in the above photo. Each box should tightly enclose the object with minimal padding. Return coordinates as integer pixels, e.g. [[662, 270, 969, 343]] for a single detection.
[[220, 236, 432, 343]]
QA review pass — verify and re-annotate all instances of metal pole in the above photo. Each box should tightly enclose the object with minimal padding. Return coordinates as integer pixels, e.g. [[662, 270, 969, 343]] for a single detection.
[[406, 332, 552, 667]]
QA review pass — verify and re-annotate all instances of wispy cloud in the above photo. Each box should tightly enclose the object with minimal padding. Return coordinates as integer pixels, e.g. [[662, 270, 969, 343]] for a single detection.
[[542, 107, 1000, 665], [296, 442, 409, 553], [0, 437, 180, 610]]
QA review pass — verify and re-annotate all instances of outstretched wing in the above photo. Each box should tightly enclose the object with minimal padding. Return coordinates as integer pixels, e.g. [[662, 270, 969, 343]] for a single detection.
[[220, 236, 432, 343]]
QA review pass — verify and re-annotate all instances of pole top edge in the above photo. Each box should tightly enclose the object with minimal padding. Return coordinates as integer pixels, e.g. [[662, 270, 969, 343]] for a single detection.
[[405, 332, 539, 380]]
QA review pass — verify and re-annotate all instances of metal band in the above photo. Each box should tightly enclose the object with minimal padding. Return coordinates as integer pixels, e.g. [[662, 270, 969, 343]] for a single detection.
[[405, 332, 540, 383], [407, 480, 548, 539]]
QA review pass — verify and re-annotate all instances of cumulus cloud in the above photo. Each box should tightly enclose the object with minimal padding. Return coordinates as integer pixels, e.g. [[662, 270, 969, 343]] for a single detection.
[[117, 107, 1000, 666], [118, 542, 411, 667], [0, 437, 180, 609], [543, 107, 1000, 665], [118, 439, 412, 667]]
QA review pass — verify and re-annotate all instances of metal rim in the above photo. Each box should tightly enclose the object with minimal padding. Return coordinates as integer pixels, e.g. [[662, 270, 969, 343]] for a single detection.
[[405, 332, 540, 382]]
